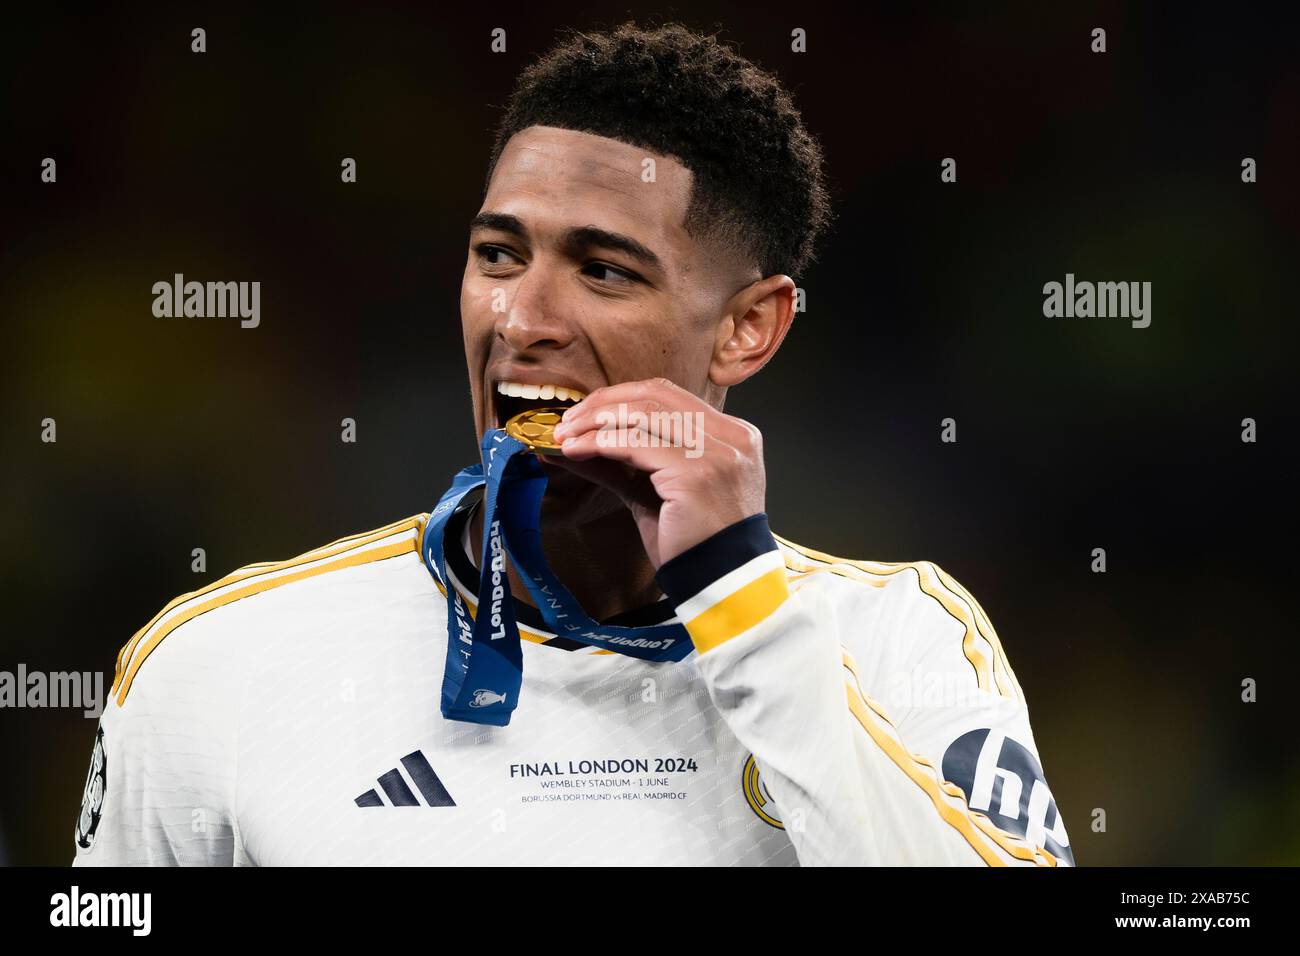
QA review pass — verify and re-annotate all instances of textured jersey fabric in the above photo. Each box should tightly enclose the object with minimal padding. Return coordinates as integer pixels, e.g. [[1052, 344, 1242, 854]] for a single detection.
[[72, 505, 1072, 866]]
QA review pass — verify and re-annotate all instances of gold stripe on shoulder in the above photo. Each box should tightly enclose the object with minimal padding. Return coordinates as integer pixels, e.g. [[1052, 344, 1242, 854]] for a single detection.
[[774, 533, 905, 572], [840, 649, 1055, 867], [774, 534, 1015, 702], [297, 514, 419, 558], [930, 563, 1024, 703], [112, 516, 424, 704]]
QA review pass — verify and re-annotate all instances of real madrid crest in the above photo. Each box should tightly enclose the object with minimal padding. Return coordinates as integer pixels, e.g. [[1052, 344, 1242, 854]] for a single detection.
[[741, 753, 783, 829]]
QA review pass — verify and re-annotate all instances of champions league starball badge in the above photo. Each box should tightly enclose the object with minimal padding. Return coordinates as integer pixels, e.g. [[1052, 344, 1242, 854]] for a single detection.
[[76, 724, 107, 849], [503, 406, 567, 455]]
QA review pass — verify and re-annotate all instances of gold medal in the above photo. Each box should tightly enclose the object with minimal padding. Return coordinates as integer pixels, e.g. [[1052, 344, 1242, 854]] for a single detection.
[[504, 407, 567, 455]]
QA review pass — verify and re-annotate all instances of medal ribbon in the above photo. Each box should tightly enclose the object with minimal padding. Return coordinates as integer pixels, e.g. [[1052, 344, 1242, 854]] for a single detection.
[[422, 429, 693, 726]]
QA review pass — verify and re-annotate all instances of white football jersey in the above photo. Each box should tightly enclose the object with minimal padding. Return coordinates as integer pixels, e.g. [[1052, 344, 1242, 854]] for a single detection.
[[72, 496, 1073, 866]]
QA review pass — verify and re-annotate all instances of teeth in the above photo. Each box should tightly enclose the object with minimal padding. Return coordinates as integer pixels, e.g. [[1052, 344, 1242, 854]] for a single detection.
[[495, 381, 586, 402]]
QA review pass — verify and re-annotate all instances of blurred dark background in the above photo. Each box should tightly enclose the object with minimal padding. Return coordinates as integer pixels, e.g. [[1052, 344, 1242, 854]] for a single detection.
[[2, 1, 1296, 865]]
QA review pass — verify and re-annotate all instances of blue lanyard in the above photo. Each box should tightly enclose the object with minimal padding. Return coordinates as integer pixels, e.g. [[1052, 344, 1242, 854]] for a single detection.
[[422, 429, 693, 726]]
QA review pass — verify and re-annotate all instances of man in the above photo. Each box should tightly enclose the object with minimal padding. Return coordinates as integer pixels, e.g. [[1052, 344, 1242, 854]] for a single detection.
[[74, 22, 1072, 866]]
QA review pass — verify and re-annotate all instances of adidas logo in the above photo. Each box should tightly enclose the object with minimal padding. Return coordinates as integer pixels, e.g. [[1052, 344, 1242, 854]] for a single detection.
[[355, 750, 456, 807]]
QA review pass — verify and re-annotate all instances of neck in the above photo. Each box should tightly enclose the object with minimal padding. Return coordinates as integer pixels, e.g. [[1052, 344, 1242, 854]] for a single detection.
[[467, 493, 663, 622]]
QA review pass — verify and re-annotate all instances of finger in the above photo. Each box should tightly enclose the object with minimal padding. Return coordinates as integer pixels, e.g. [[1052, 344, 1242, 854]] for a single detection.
[[561, 377, 708, 426], [554, 399, 717, 451], [560, 426, 708, 474], [557, 383, 753, 450]]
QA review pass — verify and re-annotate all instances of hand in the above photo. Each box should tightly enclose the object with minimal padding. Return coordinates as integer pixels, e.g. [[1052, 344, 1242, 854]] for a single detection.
[[549, 377, 766, 568]]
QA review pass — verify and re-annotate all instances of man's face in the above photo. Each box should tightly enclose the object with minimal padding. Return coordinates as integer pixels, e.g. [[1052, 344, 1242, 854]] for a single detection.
[[461, 126, 751, 494]]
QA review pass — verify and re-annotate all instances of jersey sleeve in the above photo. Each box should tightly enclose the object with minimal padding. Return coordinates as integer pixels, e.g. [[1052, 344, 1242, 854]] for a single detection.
[[71, 609, 242, 866], [656, 514, 1073, 866]]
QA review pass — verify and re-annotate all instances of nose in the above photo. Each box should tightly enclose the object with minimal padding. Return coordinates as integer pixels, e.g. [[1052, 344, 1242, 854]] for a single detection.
[[497, 265, 575, 353]]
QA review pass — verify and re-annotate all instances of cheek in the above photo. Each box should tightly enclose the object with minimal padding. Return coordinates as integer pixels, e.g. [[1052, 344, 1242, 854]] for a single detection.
[[460, 279, 496, 348], [606, 313, 713, 382]]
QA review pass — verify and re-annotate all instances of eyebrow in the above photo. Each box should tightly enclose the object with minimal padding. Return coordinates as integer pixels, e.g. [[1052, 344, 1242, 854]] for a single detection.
[[469, 212, 663, 271]]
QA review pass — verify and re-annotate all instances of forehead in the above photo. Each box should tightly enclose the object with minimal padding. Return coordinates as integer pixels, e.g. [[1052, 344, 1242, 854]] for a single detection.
[[484, 125, 695, 252]]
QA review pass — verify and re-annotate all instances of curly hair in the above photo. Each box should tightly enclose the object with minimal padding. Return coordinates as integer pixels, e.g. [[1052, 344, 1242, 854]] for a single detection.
[[485, 21, 832, 280]]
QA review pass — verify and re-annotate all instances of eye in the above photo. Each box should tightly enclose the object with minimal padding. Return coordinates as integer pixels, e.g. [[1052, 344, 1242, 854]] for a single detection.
[[474, 244, 522, 268], [583, 261, 640, 284]]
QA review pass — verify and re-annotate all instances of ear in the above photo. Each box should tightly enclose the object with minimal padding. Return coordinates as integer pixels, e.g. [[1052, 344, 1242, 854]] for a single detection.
[[709, 274, 797, 388]]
